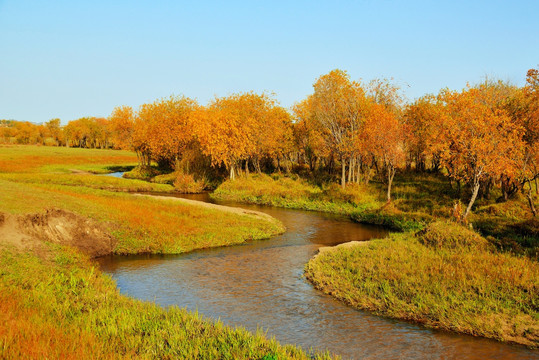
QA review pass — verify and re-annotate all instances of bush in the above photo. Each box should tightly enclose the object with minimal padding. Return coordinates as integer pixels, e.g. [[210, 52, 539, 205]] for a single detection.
[[173, 172, 205, 193], [352, 202, 432, 232], [417, 221, 491, 250], [123, 165, 160, 180], [151, 172, 177, 185]]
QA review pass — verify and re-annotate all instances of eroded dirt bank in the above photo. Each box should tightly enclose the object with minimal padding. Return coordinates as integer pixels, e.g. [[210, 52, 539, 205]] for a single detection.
[[0, 209, 116, 258]]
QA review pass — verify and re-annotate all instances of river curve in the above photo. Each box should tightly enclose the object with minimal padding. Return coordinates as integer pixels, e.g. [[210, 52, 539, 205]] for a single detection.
[[97, 191, 538, 360]]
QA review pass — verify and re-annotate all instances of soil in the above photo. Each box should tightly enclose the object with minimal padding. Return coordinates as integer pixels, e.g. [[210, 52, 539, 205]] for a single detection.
[[312, 240, 369, 260], [0, 209, 116, 258]]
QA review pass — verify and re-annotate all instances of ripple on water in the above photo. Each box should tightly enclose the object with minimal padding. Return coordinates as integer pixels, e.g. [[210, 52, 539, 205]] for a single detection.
[[98, 199, 538, 360]]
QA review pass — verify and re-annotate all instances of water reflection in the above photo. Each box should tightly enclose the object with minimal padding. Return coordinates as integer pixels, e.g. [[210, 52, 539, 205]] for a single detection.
[[98, 197, 538, 360]]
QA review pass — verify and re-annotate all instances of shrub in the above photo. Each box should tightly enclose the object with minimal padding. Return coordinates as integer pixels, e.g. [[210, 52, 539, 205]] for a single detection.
[[151, 172, 177, 185], [173, 172, 205, 193], [123, 165, 160, 180], [417, 221, 491, 250], [352, 202, 432, 231]]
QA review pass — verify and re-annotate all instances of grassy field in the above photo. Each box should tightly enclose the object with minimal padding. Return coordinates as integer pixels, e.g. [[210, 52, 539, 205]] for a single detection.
[[0, 145, 325, 359], [0, 145, 138, 174], [0, 245, 334, 359], [0, 145, 284, 254], [212, 173, 379, 214], [305, 222, 539, 347]]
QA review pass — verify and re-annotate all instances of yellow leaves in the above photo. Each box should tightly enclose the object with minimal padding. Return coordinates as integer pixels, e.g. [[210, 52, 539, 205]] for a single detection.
[[195, 92, 292, 171], [133, 96, 199, 168]]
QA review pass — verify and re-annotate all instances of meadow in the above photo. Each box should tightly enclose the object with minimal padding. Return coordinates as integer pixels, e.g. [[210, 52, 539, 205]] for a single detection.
[[0, 145, 327, 359], [305, 222, 539, 347], [0, 244, 333, 359]]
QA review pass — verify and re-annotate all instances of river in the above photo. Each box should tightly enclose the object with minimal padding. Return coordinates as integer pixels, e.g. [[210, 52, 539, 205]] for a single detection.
[[97, 190, 538, 359]]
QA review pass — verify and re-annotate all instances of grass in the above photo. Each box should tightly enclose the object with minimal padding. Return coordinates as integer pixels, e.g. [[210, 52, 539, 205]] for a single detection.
[[0, 245, 335, 359], [305, 221, 539, 347], [0, 145, 326, 358], [212, 173, 379, 215], [0, 179, 283, 255], [0, 145, 282, 254], [213, 172, 539, 256], [0, 145, 137, 173], [0, 172, 173, 193]]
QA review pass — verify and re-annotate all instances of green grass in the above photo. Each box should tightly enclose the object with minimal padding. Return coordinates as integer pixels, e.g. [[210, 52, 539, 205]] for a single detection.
[[0, 179, 283, 255], [0, 145, 138, 173], [305, 222, 539, 347], [0, 245, 335, 359], [0, 145, 283, 254], [213, 172, 539, 256], [212, 173, 379, 215], [0, 145, 324, 358], [0, 172, 173, 193]]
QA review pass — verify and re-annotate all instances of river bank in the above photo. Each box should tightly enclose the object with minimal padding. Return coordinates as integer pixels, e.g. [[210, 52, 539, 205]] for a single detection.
[[212, 173, 539, 347], [0, 238, 332, 359], [0, 146, 317, 359], [305, 224, 539, 348]]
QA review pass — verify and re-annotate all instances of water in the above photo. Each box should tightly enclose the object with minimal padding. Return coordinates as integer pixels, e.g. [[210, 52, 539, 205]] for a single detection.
[[97, 192, 538, 359], [100, 171, 124, 178]]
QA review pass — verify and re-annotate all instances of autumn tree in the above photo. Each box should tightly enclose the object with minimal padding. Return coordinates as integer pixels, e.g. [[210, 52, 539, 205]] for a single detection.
[[361, 102, 405, 202], [45, 118, 63, 146], [108, 106, 134, 150], [404, 95, 441, 171], [196, 92, 287, 180], [292, 98, 328, 172], [137, 96, 198, 170], [131, 112, 152, 167], [505, 68, 539, 215], [309, 69, 367, 188], [434, 87, 524, 219]]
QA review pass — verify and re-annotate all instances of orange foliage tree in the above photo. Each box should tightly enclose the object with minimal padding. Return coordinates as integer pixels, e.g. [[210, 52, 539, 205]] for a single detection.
[[137, 96, 199, 170], [434, 86, 524, 219], [292, 98, 328, 172], [362, 102, 405, 202], [308, 69, 367, 188], [196, 92, 290, 180], [108, 106, 134, 150]]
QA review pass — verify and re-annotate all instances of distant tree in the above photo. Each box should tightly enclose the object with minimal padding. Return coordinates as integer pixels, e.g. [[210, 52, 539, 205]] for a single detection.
[[45, 118, 62, 146], [108, 106, 134, 150]]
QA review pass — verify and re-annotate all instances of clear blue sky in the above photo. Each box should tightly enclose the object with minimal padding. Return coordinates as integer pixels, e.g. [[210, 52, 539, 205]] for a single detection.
[[1, 0, 538, 123]]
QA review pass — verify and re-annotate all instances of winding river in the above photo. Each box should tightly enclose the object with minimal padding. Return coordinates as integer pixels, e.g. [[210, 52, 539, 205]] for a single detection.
[[97, 190, 538, 359]]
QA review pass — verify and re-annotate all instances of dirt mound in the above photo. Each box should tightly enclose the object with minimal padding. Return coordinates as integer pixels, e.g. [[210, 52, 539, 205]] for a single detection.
[[0, 209, 116, 258]]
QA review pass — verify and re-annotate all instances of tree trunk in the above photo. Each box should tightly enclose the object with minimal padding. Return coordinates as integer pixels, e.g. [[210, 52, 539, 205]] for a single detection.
[[255, 157, 261, 173], [387, 165, 395, 202], [463, 176, 480, 220], [355, 158, 361, 184], [348, 157, 353, 184], [245, 159, 249, 176], [230, 164, 236, 180], [341, 156, 346, 189], [526, 181, 537, 217]]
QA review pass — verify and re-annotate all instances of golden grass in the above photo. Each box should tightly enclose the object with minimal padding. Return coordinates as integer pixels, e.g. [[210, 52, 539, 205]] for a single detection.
[[0, 145, 137, 173], [305, 223, 539, 347], [0, 247, 333, 359]]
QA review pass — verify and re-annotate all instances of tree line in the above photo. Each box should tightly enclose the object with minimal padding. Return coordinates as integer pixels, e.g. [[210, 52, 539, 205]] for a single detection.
[[2, 68, 538, 217]]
